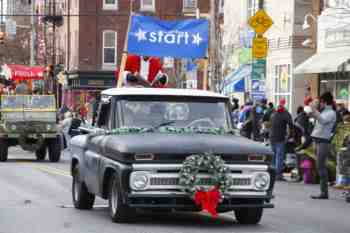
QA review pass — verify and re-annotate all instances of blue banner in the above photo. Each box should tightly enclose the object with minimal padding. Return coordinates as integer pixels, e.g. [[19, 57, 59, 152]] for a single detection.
[[127, 15, 209, 59]]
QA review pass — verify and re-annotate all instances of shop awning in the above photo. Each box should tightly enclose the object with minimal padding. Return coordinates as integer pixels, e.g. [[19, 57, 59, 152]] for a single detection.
[[222, 65, 250, 94], [4, 64, 45, 81], [294, 51, 350, 74]]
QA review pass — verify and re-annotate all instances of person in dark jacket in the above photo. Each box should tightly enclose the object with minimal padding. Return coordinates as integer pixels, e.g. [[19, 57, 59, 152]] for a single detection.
[[269, 99, 294, 180], [263, 102, 275, 122], [294, 106, 313, 150]]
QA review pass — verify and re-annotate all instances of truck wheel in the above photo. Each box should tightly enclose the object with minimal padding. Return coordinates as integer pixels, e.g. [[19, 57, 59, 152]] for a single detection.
[[35, 145, 47, 161], [72, 166, 95, 209], [109, 173, 135, 223], [235, 208, 263, 225], [48, 137, 61, 162], [0, 138, 8, 162]]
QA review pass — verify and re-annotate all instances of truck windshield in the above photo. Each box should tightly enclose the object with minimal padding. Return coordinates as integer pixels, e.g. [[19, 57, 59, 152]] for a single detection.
[[120, 100, 229, 129], [1, 95, 56, 110]]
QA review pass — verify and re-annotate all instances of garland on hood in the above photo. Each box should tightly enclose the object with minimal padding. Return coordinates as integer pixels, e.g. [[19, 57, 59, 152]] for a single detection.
[[178, 153, 233, 218], [90, 127, 235, 137]]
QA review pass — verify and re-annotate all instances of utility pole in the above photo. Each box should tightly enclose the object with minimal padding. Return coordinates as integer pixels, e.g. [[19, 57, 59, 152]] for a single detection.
[[209, 0, 216, 91], [209, 0, 223, 92], [67, 0, 70, 72], [259, 0, 264, 9], [1, 0, 3, 25], [30, 0, 37, 66], [44, 0, 47, 65]]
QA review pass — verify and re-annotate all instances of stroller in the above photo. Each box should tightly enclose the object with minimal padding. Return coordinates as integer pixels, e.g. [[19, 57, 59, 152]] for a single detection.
[[283, 137, 302, 182]]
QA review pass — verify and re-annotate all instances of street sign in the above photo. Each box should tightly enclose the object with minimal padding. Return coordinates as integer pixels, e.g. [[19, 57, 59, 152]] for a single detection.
[[5, 19, 17, 37], [251, 79, 265, 92], [252, 36, 268, 58], [252, 59, 266, 80], [248, 9, 273, 35], [251, 92, 266, 101]]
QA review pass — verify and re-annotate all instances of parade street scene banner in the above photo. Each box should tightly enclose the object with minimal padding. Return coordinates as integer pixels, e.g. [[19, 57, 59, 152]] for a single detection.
[[127, 15, 209, 59]]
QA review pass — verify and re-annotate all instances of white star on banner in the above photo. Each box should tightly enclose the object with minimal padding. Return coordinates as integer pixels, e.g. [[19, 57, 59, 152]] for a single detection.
[[134, 28, 147, 42], [192, 33, 203, 46]]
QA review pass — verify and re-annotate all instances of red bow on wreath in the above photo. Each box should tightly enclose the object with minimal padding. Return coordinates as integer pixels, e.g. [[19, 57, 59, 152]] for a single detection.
[[194, 187, 222, 218]]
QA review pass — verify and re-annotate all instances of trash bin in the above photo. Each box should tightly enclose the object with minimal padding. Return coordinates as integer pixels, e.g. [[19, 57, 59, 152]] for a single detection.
[[301, 159, 313, 184]]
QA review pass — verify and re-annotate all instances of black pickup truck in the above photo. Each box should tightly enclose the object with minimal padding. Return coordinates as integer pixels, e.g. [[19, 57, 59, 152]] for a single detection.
[[69, 88, 275, 224]]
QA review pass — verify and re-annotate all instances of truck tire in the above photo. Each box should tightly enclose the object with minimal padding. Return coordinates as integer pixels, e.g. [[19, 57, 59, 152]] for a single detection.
[[235, 207, 263, 225], [35, 145, 47, 161], [72, 166, 95, 209], [48, 137, 61, 162], [0, 138, 8, 162], [108, 173, 135, 223]]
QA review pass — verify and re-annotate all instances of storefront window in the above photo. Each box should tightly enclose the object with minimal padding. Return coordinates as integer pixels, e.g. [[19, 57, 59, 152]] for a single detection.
[[320, 72, 350, 109], [274, 64, 292, 111], [336, 81, 350, 100]]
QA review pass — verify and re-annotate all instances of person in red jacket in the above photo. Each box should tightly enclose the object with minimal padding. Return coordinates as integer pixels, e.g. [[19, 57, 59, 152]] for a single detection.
[[116, 54, 167, 88]]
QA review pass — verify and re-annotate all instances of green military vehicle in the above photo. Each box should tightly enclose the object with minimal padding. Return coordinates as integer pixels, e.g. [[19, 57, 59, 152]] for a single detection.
[[0, 95, 61, 162]]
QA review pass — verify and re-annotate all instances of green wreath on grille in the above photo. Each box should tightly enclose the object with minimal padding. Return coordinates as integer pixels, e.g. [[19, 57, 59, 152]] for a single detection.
[[178, 153, 233, 197]]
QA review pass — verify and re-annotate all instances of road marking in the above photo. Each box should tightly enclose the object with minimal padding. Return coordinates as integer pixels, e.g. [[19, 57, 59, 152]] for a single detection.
[[35, 165, 71, 178]]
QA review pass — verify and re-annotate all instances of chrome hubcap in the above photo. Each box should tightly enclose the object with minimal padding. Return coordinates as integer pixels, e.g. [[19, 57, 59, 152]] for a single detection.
[[111, 180, 118, 214], [73, 175, 80, 201]]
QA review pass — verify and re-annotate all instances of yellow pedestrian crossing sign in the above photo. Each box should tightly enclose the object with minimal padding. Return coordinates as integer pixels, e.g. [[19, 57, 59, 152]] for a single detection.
[[248, 10, 273, 35]]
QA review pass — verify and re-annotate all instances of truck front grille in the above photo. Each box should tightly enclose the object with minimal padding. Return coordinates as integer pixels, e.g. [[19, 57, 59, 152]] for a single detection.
[[150, 177, 251, 187]]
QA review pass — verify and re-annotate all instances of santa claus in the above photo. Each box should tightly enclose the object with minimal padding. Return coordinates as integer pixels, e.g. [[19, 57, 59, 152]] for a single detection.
[[115, 54, 168, 88]]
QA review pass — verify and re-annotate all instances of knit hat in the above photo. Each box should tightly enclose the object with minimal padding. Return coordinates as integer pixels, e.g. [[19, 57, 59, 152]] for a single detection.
[[279, 98, 286, 106]]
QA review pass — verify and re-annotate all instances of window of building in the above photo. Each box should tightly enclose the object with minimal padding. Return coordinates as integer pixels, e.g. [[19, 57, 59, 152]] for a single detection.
[[219, 0, 225, 14], [183, 0, 197, 12], [274, 64, 292, 110], [141, 0, 155, 12], [103, 31, 117, 69], [247, 0, 259, 19], [103, 0, 118, 10]]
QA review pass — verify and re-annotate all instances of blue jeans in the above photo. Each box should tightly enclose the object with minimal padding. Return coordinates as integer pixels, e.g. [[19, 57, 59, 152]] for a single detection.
[[271, 142, 285, 177]]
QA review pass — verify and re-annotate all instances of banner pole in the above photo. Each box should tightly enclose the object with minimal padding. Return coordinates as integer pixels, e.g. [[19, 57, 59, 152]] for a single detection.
[[197, 8, 208, 91], [203, 57, 208, 90], [117, 1, 133, 88]]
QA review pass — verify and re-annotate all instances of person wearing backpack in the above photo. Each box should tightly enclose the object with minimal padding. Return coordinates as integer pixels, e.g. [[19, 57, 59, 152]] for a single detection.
[[310, 92, 337, 200]]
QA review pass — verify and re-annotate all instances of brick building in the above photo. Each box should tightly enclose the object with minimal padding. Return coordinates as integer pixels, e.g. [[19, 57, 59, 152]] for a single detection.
[[50, 0, 212, 109]]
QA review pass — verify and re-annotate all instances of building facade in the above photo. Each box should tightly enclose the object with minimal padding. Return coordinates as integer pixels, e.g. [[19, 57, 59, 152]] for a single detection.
[[296, 0, 350, 109], [223, 0, 322, 115], [45, 0, 211, 110]]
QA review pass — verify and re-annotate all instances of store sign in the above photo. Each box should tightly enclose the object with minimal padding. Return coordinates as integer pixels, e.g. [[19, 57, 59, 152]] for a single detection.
[[325, 27, 350, 48], [325, 0, 350, 9]]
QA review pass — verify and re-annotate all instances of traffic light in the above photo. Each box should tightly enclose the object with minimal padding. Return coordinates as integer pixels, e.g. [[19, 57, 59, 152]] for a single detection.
[[0, 32, 5, 44]]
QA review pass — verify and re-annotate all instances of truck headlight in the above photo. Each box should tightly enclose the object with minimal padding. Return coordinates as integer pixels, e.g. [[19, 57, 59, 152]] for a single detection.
[[130, 172, 149, 190], [253, 173, 270, 190], [46, 124, 52, 131]]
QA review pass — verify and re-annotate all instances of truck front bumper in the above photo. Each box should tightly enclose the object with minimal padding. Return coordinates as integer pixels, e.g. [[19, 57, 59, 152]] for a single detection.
[[127, 192, 274, 210]]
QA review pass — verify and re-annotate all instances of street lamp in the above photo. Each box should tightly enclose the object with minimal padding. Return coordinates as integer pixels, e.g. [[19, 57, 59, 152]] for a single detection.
[[302, 13, 317, 31], [302, 13, 317, 48]]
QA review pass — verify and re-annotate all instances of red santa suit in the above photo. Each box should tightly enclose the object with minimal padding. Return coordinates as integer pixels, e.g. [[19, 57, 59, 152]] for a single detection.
[[115, 54, 165, 87]]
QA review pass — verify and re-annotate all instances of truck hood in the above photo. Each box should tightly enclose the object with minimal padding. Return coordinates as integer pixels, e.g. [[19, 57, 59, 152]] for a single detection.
[[94, 133, 272, 157]]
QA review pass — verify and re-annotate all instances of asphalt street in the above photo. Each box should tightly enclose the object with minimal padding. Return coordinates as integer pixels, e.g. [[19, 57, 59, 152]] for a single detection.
[[0, 147, 349, 233]]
